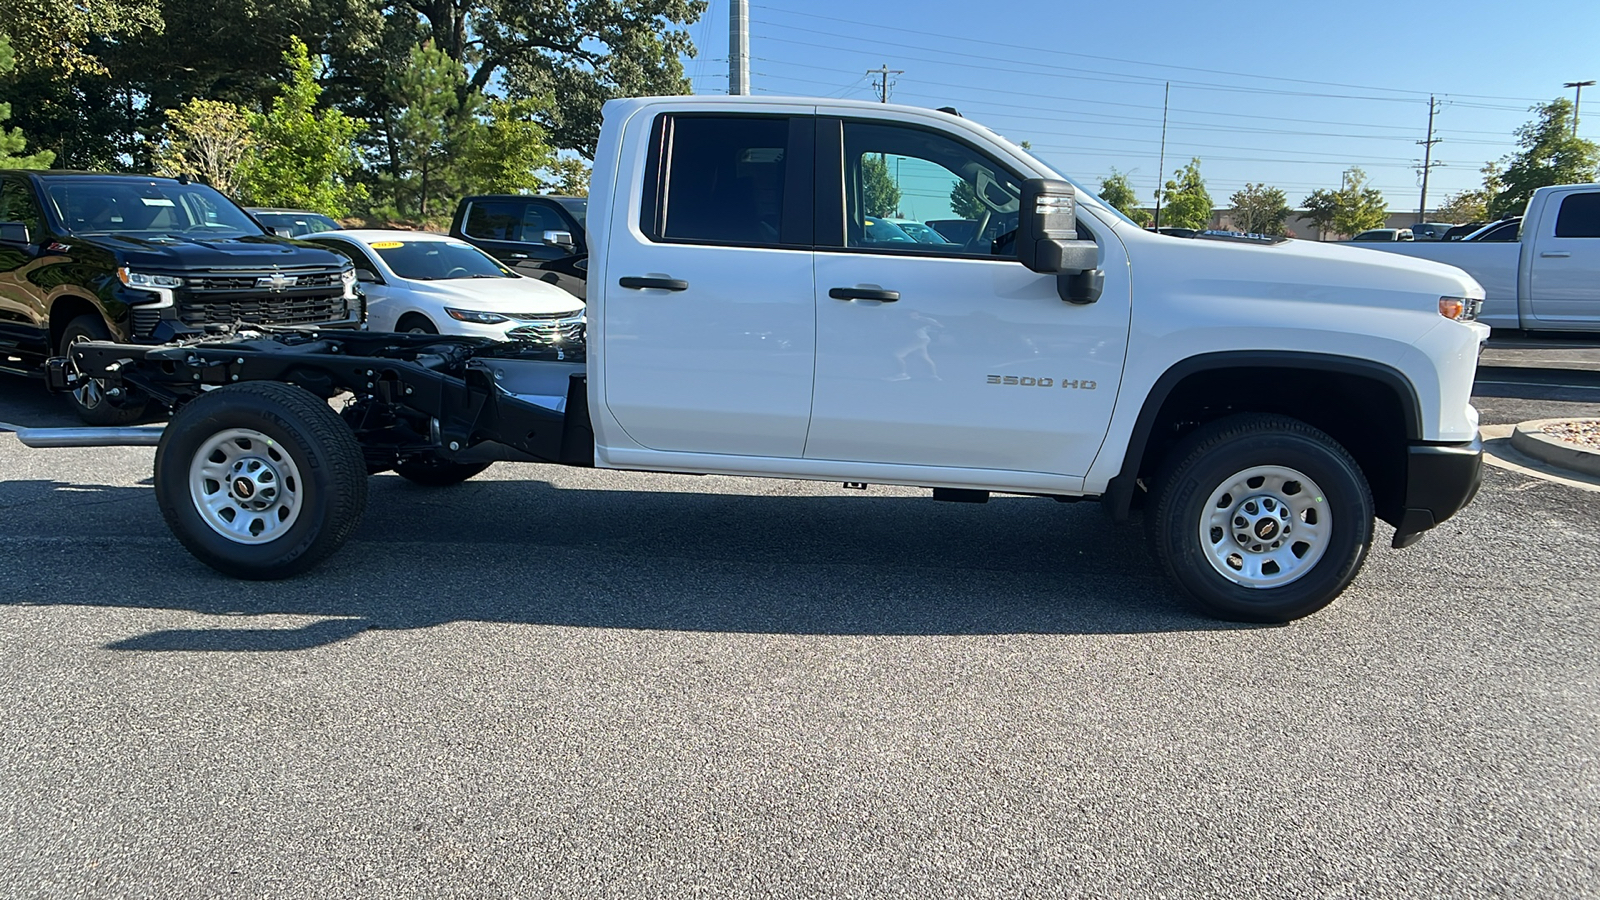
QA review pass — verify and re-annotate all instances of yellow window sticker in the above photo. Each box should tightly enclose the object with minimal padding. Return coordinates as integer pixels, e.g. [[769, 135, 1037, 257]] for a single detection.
[[370, 241, 404, 249]]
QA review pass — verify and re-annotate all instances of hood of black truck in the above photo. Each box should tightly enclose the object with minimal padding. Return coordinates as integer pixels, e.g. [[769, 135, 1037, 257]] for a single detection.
[[96, 234, 347, 271]]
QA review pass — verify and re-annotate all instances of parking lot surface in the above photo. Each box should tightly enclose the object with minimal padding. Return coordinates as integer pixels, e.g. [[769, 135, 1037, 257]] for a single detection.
[[2, 373, 1597, 899]]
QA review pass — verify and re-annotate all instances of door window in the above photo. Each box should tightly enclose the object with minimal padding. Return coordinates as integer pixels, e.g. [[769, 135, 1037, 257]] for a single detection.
[[841, 122, 1022, 258], [642, 115, 807, 247], [1554, 192, 1600, 238], [0, 178, 43, 235]]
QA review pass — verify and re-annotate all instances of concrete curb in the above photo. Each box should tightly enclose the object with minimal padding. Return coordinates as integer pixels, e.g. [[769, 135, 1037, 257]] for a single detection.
[[1510, 419, 1600, 478]]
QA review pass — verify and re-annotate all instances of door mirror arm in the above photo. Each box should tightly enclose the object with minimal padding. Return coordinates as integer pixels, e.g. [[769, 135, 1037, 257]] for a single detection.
[[1016, 178, 1103, 304]]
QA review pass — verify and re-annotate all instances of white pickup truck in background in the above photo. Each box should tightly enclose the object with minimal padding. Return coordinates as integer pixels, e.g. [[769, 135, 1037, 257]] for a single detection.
[[1357, 183, 1600, 332], [24, 96, 1491, 623]]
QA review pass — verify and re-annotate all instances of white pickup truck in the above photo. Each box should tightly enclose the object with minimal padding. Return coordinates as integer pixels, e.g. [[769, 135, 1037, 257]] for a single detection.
[[24, 96, 1490, 623], [1358, 183, 1600, 332]]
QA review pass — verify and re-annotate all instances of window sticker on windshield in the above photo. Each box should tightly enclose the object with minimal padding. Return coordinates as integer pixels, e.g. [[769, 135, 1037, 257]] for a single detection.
[[141, 197, 175, 207], [370, 241, 404, 249]]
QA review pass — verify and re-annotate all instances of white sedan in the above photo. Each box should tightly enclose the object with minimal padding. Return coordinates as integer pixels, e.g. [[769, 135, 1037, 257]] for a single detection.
[[304, 230, 585, 344]]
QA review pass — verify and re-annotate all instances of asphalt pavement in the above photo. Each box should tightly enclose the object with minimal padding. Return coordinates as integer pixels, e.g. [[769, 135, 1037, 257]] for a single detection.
[[1, 354, 1597, 899]]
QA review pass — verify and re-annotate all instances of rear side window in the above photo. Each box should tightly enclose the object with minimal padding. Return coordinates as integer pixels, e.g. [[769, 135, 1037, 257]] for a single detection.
[[1554, 192, 1600, 238], [640, 115, 811, 247], [0, 177, 42, 234]]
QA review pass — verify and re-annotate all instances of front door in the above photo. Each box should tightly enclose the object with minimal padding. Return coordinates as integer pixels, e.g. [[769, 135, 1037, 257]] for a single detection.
[[805, 118, 1130, 477], [0, 176, 49, 370], [602, 110, 817, 458], [1529, 188, 1600, 326]]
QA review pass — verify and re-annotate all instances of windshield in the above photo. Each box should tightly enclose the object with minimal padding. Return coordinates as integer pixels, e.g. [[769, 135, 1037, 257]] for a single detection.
[[895, 221, 955, 244], [556, 197, 587, 227], [45, 180, 264, 238], [255, 211, 340, 236], [369, 239, 516, 280]]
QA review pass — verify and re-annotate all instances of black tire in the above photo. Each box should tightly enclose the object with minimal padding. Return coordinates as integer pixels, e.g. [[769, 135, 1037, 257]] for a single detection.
[[60, 314, 147, 425], [396, 313, 438, 334], [394, 455, 491, 486], [1147, 414, 1374, 623], [154, 382, 368, 579]]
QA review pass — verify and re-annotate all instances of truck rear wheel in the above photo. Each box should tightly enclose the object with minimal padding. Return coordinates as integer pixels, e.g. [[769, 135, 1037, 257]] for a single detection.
[[1147, 414, 1374, 622], [154, 382, 368, 579], [60, 314, 147, 426]]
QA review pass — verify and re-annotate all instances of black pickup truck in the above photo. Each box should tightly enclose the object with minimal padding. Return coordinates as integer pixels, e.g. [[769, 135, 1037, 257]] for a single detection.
[[448, 193, 588, 298], [0, 171, 358, 423]]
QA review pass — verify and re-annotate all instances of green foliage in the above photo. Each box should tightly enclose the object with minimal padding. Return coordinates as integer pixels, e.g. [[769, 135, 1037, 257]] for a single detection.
[[1097, 169, 1149, 226], [1435, 189, 1488, 225], [239, 37, 364, 217], [0, 35, 52, 168], [373, 41, 467, 223], [949, 179, 981, 220], [1228, 183, 1290, 236], [1160, 158, 1212, 230], [1331, 167, 1387, 237], [151, 99, 254, 195], [1300, 188, 1338, 239], [0, 0, 161, 77], [862, 155, 900, 218], [546, 157, 591, 196], [455, 97, 557, 196], [1489, 98, 1600, 219]]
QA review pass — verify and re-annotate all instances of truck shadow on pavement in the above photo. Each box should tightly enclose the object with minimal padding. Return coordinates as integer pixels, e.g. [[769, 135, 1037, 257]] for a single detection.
[[0, 474, 1258, 649]]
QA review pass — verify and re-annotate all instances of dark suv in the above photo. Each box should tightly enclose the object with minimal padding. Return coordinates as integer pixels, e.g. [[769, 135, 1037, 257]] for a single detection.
[[0, 171, 358, 423], [449, 194, 588, 297]]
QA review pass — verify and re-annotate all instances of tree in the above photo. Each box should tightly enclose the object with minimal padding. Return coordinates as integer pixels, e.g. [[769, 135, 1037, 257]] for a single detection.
[[1098, 169, 1149, 226], [0, 0, 160, 77], [862, 155, 899, 218], [454, 97, 557, 196], [151, 99, 254, 195], [1300, 189, 1338, 240], [1489, 98, 1600, 219], [1228, 183, 1290, 236], [1434, 189, 1488, 225], [0, 35, 52, 168], [240, 37, 365, 217], [1331, 167, 1387, 237], [1160, 158, 1212, 231], [546, 157, 591, 196], [949, 179, 981, 219]]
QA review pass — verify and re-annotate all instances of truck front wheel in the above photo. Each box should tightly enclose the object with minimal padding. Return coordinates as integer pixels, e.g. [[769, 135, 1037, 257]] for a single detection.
[[154, 382, 368, 579], [60, 314, 147, 426], [1148, 414, 1374, 622]]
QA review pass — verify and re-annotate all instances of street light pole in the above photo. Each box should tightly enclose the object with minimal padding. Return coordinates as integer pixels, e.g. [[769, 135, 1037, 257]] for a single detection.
[[1564, 80, 1595, 136]]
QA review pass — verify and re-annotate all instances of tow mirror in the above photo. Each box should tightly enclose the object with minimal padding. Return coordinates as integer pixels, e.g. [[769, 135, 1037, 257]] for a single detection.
[[1016, 178, 1103, 304], [0, 221, 31, 245], [543, 230, 575, 250]]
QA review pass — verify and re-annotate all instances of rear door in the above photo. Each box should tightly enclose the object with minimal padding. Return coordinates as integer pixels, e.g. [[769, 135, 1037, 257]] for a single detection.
[[804, 116, 1130, 476], [1529, 188, 1600, 326], [602, 109, 817, 457]]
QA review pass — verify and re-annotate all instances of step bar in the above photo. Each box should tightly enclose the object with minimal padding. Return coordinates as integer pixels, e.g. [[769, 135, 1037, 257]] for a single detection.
[[1, 422, 165, 448]]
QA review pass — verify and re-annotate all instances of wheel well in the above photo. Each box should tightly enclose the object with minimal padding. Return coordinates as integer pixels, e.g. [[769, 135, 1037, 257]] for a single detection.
[[395, 312, 434, 331], [1128, 365, 1412, 523], [49, 296, 103, 352]]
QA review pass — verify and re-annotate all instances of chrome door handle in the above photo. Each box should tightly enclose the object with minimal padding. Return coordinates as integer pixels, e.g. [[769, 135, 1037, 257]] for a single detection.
[[619, 276, 689, 291], [828, 287, 900, 302], [1540, 251, 1571, 258]]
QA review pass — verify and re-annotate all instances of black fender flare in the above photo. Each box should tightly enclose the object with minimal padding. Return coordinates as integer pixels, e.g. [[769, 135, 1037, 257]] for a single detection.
[[1102, 351, 1424, 522]]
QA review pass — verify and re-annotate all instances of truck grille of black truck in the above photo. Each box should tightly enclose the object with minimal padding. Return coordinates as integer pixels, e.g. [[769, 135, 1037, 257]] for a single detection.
[[178, 295, 349, 327]]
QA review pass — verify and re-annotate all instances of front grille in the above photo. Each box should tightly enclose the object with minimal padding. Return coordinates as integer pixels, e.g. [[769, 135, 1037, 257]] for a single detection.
[[505, 310, 582, 322], [507, 318, 585, 345], [177, 267, 351, 328], [188, 271, 343, 291]]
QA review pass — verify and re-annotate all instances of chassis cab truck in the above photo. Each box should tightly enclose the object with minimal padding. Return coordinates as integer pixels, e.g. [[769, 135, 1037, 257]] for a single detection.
[[34, 96, 1489, 622]]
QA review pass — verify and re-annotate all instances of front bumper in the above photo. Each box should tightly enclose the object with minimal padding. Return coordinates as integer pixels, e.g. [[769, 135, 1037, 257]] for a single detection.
[[1390, 435, 1484, 549]]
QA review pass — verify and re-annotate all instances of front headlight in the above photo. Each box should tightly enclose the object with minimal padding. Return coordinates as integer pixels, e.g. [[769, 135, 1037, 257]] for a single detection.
[[1439, 296, 1482, 322], [117, 267, 184, 288], [445, 307, 511, 325]]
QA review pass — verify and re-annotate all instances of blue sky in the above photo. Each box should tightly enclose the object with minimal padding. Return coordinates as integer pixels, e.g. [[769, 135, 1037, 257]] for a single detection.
[[683, 0, 1599, 216]]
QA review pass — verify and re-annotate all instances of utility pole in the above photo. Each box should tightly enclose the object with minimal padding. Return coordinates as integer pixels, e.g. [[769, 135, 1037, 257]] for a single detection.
[[1565, 80, 1595, 135], [867, 64, 903, 103], [1416, 95, 1442, 223], [728, 0, 749, 96], [1153, 82, 1169, 230]]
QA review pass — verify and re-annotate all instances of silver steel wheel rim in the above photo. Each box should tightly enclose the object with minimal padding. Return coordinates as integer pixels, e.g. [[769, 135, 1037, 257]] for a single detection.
[[66, 335, 104, 410], [1199, 465, 1331, 589], [188, 428, 303, 545]]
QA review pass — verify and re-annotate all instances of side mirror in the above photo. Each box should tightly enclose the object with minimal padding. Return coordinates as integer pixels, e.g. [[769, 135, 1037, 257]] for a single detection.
[[354, 268, 379, 284], [0, 221, 31, 245], [543, 230, 575, 250], [1016, 178, 1103, 304]]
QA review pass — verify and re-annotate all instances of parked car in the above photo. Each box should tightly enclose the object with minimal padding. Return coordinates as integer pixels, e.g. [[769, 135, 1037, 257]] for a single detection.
[[1351, 228, 1414, 242], [38, 95, 1486, 625], [1409, 222, 1455, 241], [248, 208, 341, 237], [1351, 187, 1596, 331], [0, 170, 358, 423], [925, 218, 977, 244], [449, 194, 587, 298], [1441, 222, 1485, 241], [1462, 217, 1521, 242], [302, 230, 583, 344], [882, 217, 955, 244]]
